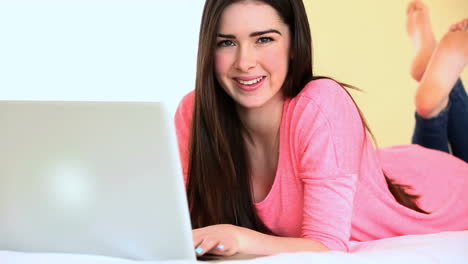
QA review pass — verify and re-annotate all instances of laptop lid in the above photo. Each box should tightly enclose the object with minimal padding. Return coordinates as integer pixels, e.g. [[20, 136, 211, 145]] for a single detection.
[[0, 101, 195, 261]]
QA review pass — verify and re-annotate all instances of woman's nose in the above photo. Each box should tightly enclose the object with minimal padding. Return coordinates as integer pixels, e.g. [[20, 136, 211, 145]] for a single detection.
[[234, 45, 257, 72]]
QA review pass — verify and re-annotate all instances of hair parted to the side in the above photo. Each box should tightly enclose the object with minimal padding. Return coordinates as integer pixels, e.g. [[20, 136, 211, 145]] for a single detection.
[[187, 0, 427, 234]]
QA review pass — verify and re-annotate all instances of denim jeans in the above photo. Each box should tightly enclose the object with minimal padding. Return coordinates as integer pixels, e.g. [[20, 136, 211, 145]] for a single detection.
[[412, 79, 468, 162]]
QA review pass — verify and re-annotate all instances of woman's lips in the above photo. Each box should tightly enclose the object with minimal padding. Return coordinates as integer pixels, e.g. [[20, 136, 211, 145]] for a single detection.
[[233, 76, 266, 92]]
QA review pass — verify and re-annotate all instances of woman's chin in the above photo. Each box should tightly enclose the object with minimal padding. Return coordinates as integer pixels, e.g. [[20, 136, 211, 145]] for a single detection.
[[235, 100, 267, 110]]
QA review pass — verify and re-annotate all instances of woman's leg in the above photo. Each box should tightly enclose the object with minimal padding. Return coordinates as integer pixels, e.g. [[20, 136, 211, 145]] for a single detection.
[[414, 19, 468, 119], [407, 0, 449, 152], [411, 79, 467, 157], [406, 0, 436, 83], [417, 20, 468, 161], [411, 106, 450, 153], [448, 79, 468, 162], [407, 1, 468, 157]]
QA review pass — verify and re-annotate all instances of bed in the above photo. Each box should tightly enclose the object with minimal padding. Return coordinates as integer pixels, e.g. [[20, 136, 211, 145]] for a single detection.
[[1, 230, 467, 264]]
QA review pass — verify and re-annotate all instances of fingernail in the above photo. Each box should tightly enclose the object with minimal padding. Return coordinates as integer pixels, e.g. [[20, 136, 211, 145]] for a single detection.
[[217, 244, 225, 249], [195, 247, 203, 254]]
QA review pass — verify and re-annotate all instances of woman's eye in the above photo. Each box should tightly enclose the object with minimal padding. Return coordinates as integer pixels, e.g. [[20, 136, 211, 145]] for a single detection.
[[257, 37, 273, 44], [217, 40, 235, 47]]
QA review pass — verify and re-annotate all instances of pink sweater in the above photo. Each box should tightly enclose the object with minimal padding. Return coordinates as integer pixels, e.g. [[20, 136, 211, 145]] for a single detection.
[[174, 79, 468, 252]]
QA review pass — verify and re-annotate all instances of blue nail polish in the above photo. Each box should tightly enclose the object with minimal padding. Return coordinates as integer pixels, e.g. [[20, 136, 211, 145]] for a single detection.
[[195, 247, 203, 254], [217, 244, 225, 249]]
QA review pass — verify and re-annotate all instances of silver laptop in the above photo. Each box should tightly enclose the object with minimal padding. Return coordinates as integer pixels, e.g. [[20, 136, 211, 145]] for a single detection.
[[0, 101, 196, 261]]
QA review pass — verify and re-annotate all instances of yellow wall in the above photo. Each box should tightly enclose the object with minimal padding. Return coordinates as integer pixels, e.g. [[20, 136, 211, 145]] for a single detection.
[[304, 0, 467, 147]]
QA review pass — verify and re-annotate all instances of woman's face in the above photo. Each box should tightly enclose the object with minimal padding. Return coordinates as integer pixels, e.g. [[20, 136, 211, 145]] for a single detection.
[[214, 1, 291, 110]]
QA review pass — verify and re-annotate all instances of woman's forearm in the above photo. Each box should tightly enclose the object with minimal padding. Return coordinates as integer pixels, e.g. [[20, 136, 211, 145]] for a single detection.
[[236, 226, 329, 256]]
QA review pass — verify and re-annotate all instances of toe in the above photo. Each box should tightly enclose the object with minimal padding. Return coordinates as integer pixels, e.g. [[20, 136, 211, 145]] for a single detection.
[[407, 1, 417, 15], [448, 18, 468, 32], [463, 19, 468, 30], [449, 24, 458, 32]]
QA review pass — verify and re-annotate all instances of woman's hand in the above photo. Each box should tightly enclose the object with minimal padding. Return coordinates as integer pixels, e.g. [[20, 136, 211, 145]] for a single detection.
[[192, 224, 243, 257], [192, 224, 329, 257]]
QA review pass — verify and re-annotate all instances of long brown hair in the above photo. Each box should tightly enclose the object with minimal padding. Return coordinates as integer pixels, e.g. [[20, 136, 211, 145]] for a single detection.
[[187, 0, 427, 234]]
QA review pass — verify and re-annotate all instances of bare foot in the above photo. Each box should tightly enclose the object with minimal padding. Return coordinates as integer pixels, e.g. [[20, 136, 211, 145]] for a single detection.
[[406, 0, 437, 82], [415, 19, 468, 118]]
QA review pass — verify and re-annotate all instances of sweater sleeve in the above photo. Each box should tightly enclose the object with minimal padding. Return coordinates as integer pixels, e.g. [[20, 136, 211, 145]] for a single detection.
[[296, 80, 365, 252], [174, 91, 195, 186]]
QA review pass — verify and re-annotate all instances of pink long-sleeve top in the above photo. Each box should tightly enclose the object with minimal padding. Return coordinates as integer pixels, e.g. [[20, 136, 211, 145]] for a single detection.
[[174, 79, 468, 252]]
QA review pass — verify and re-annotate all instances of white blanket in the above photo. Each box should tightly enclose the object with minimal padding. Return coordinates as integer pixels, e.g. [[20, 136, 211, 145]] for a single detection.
[[1, 231, 467, 264]]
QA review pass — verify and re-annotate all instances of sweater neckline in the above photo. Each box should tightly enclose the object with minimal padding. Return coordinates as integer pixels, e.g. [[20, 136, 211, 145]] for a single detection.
[[254, 98, 290, 208]]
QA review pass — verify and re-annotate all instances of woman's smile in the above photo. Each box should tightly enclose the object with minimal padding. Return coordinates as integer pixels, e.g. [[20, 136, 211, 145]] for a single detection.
[[233, 76, 267, 92]]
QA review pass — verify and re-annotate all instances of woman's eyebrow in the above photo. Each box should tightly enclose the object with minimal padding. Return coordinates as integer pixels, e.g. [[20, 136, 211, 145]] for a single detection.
[[250, 29, 281, 37], [217, 33, 236, 39], [217, 29, 282, 38]]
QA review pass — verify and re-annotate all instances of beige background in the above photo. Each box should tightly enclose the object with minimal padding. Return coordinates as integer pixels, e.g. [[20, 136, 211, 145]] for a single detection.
[[304, 0, 467, 147]]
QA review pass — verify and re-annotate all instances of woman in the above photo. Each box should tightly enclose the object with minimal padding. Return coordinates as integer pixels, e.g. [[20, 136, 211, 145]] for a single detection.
[[174, 0, 468, 257]]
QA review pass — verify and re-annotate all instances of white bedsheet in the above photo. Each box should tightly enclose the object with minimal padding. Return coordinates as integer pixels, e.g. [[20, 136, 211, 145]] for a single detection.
[[1, 231, 467, 264]]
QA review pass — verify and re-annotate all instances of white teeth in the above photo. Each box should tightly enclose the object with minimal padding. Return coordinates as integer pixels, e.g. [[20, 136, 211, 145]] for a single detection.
[[237, 76, 264, 85]]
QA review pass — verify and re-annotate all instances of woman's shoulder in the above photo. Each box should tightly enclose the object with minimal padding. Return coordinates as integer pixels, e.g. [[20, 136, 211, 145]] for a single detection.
[[292, 78, 357, 116], [175, 90, 195, 123], [177, 90, 195, 112], [297, 78, 349, 101]]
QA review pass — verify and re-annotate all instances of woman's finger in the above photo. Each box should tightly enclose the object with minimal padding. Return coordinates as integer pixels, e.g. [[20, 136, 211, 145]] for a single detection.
[[194, 237, 219, 256], [207, 243, 231, 256], [192, 231, 204, 252]]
